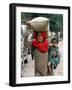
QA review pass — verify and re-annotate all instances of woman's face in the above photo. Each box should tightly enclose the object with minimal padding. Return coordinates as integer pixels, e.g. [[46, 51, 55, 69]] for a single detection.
[[37, 33, 43, 42]]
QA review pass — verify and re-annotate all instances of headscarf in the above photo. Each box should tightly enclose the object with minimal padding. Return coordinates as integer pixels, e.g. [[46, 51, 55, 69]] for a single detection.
[[32, 32, 48, 53]]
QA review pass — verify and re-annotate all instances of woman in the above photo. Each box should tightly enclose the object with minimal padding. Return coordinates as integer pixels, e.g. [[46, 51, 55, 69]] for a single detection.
[[32, 32, 48, 76]]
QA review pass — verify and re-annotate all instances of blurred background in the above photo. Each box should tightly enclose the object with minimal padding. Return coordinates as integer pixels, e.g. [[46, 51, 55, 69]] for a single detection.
[[21, 13, 63, 77]]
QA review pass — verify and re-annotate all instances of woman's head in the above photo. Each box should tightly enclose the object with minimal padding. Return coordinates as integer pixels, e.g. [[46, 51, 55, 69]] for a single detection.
[[33, 32, 47, 42]]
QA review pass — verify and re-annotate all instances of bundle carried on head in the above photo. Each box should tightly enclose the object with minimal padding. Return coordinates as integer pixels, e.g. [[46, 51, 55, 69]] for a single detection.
[[26, 17, 49, 37]]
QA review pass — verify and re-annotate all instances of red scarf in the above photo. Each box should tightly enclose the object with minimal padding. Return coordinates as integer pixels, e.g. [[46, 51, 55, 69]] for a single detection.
[[32, 32, 48, 53]]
